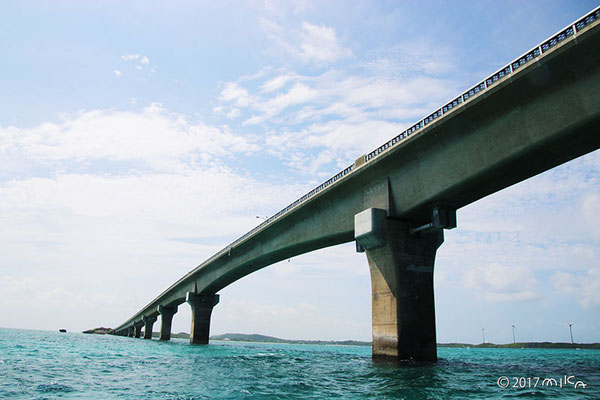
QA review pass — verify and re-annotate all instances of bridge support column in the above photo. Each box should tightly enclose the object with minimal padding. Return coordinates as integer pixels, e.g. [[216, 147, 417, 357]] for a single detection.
[[142, 315, 157, 339], [355, 208, 444, 362], [186, 292, 219, 344], [134, 321, 143, 338], [127, 326, 135, 337], [157, 305, 178, 341]]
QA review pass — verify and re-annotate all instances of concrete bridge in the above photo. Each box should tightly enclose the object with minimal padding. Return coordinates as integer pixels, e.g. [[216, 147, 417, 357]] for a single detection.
[[111, 8, 600, 362]]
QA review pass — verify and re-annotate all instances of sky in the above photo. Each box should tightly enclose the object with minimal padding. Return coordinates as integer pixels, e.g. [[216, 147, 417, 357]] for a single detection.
[[1, 0, 598, 345]]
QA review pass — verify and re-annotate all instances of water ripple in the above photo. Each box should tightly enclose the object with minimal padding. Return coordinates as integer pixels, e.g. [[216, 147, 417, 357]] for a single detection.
[[0, 329, 598, 399]]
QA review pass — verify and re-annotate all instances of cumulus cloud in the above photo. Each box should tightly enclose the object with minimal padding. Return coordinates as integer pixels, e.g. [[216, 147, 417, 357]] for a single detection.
[[113, 69, 123, 77], [0, 103, 258, 172]]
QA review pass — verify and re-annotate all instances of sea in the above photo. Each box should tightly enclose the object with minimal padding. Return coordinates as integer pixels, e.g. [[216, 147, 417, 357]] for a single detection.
[[0, 328, 598, 399]]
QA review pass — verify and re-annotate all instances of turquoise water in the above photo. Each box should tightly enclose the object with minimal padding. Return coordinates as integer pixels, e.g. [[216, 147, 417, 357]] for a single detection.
[[0, 328, 598, 399]]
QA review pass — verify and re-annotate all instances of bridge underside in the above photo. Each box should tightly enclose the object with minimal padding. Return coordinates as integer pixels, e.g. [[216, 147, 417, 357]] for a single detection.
[[112, 20, 600, 363]]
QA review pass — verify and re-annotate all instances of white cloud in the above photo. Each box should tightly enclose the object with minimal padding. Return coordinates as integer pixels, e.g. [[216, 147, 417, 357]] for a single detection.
[[0, 169, 300, 240], [260, 19, 351, 65], [226, 108, 241, 119], [218, 66, 455, 128], [1, 103, 258, 172], [552, 269, 600, 309], [265, 82, 318, 111], [120, 53, 154, 73], [219, 82, 253, 107], [113, 69, 123, 77], [215, 66, 456, 173], [121, 53, 140, 61], [213, 28, 459, 176], [242, 82, 319, 125], [0, 102, 313, 331], [463, 263, 539, 302], [298, 21, 352, 63], [264, 119, 404, 172], [259, 73, 295, 92]]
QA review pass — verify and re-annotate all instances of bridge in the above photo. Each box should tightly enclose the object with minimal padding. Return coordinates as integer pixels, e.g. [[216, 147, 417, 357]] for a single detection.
[[110, 7, 600, 362]]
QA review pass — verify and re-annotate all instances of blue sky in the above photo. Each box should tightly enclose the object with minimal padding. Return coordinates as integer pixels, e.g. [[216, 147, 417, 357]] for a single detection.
[[1, 0, 598, 344]]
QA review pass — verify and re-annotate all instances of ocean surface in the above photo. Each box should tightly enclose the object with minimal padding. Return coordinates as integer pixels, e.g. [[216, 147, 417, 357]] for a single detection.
[[0, 328, 598, 399]]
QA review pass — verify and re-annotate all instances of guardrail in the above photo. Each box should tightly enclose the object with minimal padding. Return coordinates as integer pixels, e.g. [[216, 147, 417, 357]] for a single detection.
[[364, 7, 599, 163], [115, 6, 599, 329]]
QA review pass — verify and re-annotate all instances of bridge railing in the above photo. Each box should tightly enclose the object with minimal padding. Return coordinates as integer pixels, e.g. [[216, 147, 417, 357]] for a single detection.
[[115, 6, 599, 328], [364, 7, 599, 165]]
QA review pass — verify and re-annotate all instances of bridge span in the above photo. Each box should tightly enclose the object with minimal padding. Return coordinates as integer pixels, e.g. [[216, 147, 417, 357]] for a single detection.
[[111, 8, 600, 362]]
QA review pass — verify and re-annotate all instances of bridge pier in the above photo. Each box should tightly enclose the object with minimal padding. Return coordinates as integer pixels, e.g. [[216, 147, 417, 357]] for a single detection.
[[142, 315, 157, 339], [157, 305, 178, 341], [356, 208, 445, 362], [186, 292, 219, 344], [127, 325, 135, 337], [134, 321, 143, 338]]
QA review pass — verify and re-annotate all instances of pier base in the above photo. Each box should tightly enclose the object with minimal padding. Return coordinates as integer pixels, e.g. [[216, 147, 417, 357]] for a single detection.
[[186, 292, 219, 344]]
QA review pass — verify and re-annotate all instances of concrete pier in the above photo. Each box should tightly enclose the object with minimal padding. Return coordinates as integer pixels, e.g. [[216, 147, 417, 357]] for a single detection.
[[142, 315, 157, 339], [134, 321, 143, 338], [186, 292, 219, 344], [356, 208, 444, 362], [157, 305, 177, 341], [127, 325, 134, 337]]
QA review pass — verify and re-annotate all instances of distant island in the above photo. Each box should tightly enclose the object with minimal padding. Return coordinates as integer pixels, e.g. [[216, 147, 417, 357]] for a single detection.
[[210, 333, 371, 346], [81, 328, 599, 349], [439, 342, 600, 349], [82, 327, 113, 334]]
